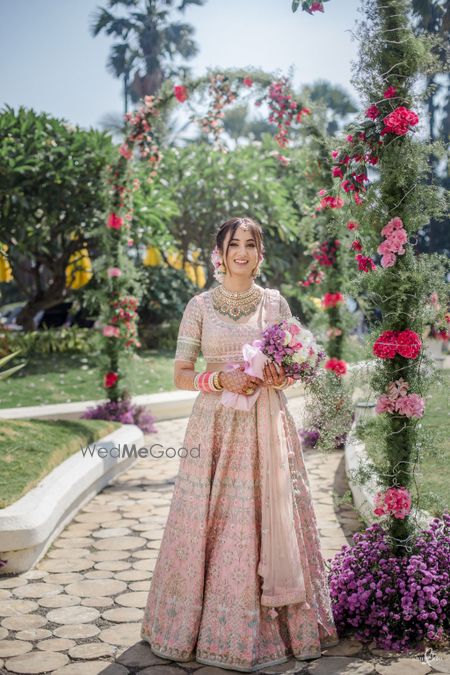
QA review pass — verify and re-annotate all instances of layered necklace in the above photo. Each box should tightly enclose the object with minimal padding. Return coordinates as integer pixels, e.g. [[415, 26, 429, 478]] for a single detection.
[[211, 282, 263, 321]]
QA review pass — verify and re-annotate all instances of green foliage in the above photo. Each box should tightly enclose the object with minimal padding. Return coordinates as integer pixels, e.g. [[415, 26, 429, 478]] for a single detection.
[[342, 0, 449, 552], [1, 326, 97, 357], [138, 137, 301, 287], [0, 106, 115, 328], [0, 349, 26, 380]]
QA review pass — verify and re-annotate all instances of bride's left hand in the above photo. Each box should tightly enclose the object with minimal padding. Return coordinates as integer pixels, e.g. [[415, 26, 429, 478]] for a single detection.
[[261, 361, 286, 387]]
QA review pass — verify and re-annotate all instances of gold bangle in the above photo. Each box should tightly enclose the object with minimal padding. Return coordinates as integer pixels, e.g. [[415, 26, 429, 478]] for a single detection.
[[213, 371, 224, 391]]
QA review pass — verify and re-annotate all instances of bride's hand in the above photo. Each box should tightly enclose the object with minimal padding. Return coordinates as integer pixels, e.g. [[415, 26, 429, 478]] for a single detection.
[[261, 361, 286, 387], [218, 366, 264, 395]]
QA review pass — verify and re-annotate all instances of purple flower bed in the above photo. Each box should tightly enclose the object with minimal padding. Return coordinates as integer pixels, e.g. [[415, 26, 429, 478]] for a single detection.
[[82, 398, 157, 433], [328, 513, 450, 651]]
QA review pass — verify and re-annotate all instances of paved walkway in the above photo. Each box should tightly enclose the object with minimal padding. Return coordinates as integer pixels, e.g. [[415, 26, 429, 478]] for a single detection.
[[1, 397, 449, 674]]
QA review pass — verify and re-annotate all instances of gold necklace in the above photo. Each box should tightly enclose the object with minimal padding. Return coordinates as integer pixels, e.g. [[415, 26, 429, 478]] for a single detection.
[[211, 283, 263, 321]]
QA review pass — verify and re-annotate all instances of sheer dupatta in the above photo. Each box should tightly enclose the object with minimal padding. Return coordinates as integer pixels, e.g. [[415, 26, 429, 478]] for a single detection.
[[256, 290, 310, 617]]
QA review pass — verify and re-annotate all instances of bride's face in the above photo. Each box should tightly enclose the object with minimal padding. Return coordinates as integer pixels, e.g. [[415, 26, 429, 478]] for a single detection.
[[223, 226, 259, 278]]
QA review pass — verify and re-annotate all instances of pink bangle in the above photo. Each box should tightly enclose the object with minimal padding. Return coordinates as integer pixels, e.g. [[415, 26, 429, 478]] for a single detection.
[[197, 371, 215, 392]]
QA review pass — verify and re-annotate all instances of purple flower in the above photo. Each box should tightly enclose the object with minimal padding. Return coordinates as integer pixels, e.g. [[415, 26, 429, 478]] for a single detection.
[[82, 399, 157, 433], [327, 513, 450, 651]]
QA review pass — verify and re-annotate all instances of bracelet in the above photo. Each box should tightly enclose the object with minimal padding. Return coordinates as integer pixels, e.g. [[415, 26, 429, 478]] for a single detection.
[[212, 371, 224, 391], [194, 370, 224, 393]]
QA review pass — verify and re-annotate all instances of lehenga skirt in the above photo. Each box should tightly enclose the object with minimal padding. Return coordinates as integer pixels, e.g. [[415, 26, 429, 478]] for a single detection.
[[140, 388, 340, 672]]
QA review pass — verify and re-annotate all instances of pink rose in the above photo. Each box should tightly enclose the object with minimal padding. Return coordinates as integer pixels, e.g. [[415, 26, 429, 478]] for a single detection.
[[103, 325, 120, 338], [107, 267, 122, 278]]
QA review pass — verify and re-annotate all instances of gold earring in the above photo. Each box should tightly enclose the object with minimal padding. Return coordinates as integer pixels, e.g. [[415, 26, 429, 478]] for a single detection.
[[219, 261, 227, 273]]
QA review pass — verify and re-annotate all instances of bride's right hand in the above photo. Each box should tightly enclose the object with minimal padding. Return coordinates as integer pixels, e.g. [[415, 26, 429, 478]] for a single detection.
[[218, 366, 263, 395]]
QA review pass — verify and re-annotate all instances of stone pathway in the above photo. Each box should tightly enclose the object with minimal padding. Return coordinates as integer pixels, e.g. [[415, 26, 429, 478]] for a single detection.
[[1, 396, 449, 674]]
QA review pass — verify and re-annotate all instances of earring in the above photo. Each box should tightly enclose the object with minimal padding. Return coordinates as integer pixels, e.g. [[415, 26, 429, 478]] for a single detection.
[[219, 261, 227, 273]]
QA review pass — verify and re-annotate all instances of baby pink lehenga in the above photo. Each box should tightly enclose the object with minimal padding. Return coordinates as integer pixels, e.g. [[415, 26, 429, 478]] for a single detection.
[[140, 284, 340, 672]]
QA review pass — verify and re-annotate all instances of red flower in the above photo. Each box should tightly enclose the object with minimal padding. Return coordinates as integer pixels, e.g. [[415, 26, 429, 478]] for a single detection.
[[373, 329, 421, 359], [351, 240, 363, 251], [383, 85, 398, 99], [332, 166, 343, 178], [174, 85, 188, 103], [324, 358, 347, 375], [373, 331, 398, 359], [104, 371, 119, 388], [381, 106, 419, 136], [107, 213, 124, 230], [243, 77, 253, 87], [366, 104, 380, 119], [322, 292, 344, 308], [319, 195, 344, 209], [396, 329, 421, 359], [341, 179, 355, 193], [355, 254, 376, 272], [347, 221, 359, 230]]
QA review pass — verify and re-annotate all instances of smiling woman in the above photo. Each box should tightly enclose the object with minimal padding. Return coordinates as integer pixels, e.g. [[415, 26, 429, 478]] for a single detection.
[[141, 216, 340, 671]]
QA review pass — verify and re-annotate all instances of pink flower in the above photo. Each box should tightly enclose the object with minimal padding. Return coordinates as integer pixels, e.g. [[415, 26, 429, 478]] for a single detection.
[[107, 213, 124, 230], [103, 325, 120, 338], [387, 229, 408, 254], [381, 216, 404, 237], [174, 85, 188, 102], [366, 104, 380, 119], [319, 195, 344, 209], [107, 267, 122, 278], [332, 166, 343, 178], [375, 394, 397, 414], [351, 240, 363, 251], [331, 150, 339, 159], [277, 154, 290, 166], [119, 144, 132, 160], [383, 85, 398, 99], [243, 77, 253, 87], [395, 393, 425, 418], [374, 487, 412, 519], [380, 251, 397, 268], [387, 378, 409, 399]]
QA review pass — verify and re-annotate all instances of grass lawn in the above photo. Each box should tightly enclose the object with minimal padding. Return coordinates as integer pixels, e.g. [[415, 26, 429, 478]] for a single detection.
[[0, 348, 207, 408], [0, 335, 368, 410], [0, 418, 122, 508], [361, 369, 449, 518]]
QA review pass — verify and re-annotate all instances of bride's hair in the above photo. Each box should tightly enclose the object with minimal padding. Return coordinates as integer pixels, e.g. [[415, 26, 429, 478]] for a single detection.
[[214, 217, 264, 275]]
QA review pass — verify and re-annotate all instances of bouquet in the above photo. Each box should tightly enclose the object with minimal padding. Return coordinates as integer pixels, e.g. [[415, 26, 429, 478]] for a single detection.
[[221, 317, 325, 411]]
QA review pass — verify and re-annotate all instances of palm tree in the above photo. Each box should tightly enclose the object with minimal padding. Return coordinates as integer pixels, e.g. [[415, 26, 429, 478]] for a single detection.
[[90, 0, 207, 113]]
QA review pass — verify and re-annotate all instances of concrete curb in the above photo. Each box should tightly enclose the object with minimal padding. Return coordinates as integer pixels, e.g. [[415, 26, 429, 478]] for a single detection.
[[0, 423, 144, 575], [0, 384, 305, 423]]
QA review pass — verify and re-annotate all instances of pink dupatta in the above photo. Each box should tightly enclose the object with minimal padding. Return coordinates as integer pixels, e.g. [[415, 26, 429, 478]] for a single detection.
[[220, 289, 309, 616]]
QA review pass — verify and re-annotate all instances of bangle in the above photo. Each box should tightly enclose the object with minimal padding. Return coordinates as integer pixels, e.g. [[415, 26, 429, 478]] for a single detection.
[[195, 370, 217, 393], [212, 371, 224, 391], [193, 373, 200, 390]]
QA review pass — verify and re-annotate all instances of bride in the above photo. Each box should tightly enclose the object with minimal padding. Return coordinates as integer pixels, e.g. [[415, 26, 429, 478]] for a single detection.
[[141, 216, 340, 672]]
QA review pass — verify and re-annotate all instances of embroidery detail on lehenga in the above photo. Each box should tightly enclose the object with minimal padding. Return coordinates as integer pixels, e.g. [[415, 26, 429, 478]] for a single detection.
[[141, 286, 340, 671]]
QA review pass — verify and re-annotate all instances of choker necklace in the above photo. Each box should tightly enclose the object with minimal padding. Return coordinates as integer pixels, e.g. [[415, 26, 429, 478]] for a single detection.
[[211, 283, 263, 321]]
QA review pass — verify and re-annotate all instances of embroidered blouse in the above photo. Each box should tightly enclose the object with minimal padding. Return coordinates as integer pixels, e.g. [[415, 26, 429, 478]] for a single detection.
[[174, 285, 292, 365]]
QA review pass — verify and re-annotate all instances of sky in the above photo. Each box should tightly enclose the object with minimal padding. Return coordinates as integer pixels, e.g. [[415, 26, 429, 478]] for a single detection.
[[0, 0, 362, 131]]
